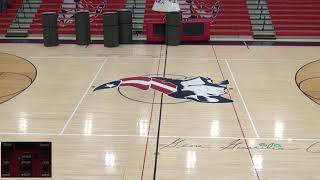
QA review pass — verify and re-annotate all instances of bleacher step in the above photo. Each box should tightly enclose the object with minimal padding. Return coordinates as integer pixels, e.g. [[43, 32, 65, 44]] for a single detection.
[[252, 25, 274, 31], [6, 0, 42, 37], [5, 28, 29, 37], [16, 12, 37, 18], [247, 0, 276, 39], [126, 0, 146, 33], [250, 15, 271, 20], [10, 23, 31, 29], [133, 19, 144, 23], [127, 4, 145, 8], [253, 34, 276, 39], [248, 5, 268, 9], [18, 8, 38, 13], [133, 9, 145, 14], [5, 32, 29, 37], [13, 18, 33, 23], [22, 4, 40, 8], [251, 19, 272, 25], [248, 10, 270, 15]]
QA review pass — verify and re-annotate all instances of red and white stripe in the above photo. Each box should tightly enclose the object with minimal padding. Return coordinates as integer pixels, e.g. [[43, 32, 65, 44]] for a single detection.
[[120, 76, 177, 94]]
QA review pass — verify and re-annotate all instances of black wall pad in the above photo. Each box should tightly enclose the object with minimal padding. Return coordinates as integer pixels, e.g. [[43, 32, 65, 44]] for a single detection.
[[166, 12, 182, 46], [117, 9, 132, 44], [75, 11, 91, 45], [166, 11, 182, 26], [42, 12, 59, 47], [103, 12, 119, 47]]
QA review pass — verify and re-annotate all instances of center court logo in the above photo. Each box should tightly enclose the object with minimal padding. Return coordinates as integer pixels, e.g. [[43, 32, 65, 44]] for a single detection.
[[94, 76, 233, 103]]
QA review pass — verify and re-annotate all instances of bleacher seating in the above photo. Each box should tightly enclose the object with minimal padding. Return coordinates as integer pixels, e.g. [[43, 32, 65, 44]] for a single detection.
[[4, 0, 320, 38], [268, 0, 320, 37], [144, 0, 253, 36], [29, 0, 126, 35], [0, 0, 23, 34]]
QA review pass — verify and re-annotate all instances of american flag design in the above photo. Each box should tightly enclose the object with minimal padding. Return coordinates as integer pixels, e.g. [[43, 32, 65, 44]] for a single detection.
[[179, 0, 220, 21], [58, 0, 106, 25], [94, 76, 233, 103], [153, 0, 181, 12]]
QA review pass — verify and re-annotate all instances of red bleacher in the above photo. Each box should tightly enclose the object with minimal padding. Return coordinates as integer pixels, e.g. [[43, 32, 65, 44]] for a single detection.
[[268, 0, 320, 36], [29, 0, 126, 35], [144, 0, 253, 36], [0, 0, 23, 34]]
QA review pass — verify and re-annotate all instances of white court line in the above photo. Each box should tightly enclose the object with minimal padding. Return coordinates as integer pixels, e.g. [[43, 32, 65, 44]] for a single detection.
[[225, 59, 260, 138], [29, 56, 106, 59], [226, 59, 315, 62], [160, 57, 315, 62], [0, 132, 320, 141], [62, 133, 155, 137], [28, 56, 315, 62], [29, 56, 159, 59], [59, 58, 108, 135], [158, 135, 320, 142], [0, 132, 59, 136], [29, 56, 105, 58], [218, 58, 316, 62]]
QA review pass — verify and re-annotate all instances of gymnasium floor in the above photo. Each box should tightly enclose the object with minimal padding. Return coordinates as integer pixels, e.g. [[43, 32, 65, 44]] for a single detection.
[[0, 43, 320, 180]]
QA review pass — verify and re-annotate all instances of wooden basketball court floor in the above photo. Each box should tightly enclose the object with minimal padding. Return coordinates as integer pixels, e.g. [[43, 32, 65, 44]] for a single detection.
[[0, 43, 320, 179]]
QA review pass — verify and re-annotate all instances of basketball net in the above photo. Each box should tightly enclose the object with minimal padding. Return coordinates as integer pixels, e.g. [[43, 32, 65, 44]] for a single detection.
[[152, 0, 180, 12]]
